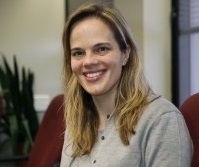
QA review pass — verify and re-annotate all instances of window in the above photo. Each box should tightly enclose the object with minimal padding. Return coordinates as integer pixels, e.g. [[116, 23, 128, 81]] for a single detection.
[[172, 0, 199, 106]]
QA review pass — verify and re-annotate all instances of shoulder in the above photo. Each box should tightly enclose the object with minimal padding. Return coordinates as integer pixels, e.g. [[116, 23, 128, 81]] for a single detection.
[[148, 95, 178, 111], [144, 95, 180, 120], [135, 95, 193, 167], [136, 95, 184, 132]]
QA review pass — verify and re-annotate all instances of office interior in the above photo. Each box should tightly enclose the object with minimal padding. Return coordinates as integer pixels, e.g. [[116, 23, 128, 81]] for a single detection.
[[0, 0, 198, 166]]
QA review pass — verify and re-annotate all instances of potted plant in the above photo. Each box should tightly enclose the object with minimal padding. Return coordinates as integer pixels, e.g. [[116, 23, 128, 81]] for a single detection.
[[0, 55, 39, 155]]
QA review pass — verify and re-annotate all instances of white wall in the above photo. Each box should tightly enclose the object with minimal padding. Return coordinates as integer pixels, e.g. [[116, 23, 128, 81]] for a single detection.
[[115, 0, 171, 100], [143, 0, 171, 99], [0, 0, 65, 111]]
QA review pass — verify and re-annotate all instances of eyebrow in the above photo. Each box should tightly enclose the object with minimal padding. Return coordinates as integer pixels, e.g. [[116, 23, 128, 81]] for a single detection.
[[70, 47, 83, 52], [94, 42, 111, 47], [70, 42, 111, 51]]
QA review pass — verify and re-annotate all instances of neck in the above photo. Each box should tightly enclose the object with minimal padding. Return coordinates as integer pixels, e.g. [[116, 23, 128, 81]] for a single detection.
[[92, 92, 115, 115], [92, 91, 116, 130]]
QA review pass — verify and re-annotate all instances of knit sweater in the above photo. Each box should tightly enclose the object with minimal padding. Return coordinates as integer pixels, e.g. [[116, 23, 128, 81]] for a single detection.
[[60, 97, 193, 167]]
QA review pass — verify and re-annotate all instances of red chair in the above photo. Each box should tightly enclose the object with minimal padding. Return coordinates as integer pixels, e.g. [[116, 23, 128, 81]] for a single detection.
[[180, 93, 199, 167], [27, 94, 65, 167]]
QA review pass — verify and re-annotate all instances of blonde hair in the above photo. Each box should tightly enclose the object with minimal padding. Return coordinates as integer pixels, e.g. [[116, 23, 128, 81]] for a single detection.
[[62, 3, 152, 156]]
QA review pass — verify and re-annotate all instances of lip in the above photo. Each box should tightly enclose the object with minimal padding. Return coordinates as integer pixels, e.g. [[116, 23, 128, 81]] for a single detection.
[[83, 70, 106, 82]]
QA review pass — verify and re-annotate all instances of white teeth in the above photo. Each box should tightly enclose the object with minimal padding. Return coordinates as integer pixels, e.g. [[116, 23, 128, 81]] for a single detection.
[[86, 71, 102, 78]]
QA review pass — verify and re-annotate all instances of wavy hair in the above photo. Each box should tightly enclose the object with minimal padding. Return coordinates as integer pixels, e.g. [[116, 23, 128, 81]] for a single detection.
[[62, 3, 152, 156]]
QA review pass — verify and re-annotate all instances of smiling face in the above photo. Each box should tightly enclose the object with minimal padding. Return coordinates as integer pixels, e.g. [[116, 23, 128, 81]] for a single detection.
[[70, 17, 128, 98]]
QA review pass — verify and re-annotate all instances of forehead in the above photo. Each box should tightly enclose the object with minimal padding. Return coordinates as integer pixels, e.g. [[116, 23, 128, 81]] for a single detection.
[[71, 17, 112, 33], [70, 17, 116, 45]]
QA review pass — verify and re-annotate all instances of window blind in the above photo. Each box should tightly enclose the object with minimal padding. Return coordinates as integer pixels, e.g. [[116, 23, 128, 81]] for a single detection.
[[177, 0, 199, 105], [179, 0, 199, 34]]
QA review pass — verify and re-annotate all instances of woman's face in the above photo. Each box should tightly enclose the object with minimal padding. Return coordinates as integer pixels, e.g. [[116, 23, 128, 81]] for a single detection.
[[70, 17, 128, 97]]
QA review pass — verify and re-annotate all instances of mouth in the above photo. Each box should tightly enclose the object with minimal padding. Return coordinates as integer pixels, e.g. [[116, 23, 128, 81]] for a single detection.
[[85, 71, 102, 78], [83, 70, 105, 81]]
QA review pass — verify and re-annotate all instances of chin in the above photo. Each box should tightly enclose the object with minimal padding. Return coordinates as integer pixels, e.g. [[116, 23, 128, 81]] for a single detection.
[[87, 90, 104, 96]]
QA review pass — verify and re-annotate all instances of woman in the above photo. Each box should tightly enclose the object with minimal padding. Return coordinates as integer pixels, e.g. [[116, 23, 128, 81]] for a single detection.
[[60, 3, 192, 167]]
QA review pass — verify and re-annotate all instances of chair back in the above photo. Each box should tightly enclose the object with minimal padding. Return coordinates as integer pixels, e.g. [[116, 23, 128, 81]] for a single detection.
[[180, 93, 199, 167], [27, 94, 65, 167]]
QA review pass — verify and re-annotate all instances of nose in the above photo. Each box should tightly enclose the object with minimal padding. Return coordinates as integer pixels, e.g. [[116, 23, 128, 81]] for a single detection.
[[83, 51, 98, 67]]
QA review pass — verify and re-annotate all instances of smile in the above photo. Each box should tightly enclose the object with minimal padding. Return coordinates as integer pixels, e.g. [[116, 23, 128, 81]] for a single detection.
[[85, 71, 102, 78]]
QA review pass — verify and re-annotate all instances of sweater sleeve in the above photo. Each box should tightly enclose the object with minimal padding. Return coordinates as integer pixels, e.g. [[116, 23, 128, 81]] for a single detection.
[[144, 111, 193, 167]]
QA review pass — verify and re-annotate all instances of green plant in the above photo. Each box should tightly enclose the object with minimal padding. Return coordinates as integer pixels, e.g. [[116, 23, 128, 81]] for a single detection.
[[0, 55, 39, 155]]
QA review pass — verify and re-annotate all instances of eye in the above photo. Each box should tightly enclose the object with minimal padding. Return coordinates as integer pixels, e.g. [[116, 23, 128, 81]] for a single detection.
[[98, 47, 108, 52], [71, 50, 85, 57], [95, 46, 110, 55]]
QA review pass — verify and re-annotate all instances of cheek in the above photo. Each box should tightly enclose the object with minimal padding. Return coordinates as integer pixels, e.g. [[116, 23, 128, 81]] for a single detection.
[[71, 60, 79, 73], [71, 60, 77, 72], [111, 57, 124, 69]]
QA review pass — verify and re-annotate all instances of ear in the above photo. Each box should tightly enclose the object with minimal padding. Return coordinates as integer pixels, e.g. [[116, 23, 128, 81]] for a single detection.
[[122, 45, 131, 66]]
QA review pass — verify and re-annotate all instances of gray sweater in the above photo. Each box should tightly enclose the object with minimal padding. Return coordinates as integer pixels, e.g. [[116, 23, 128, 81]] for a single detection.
[[60, 97, 193, 167]]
